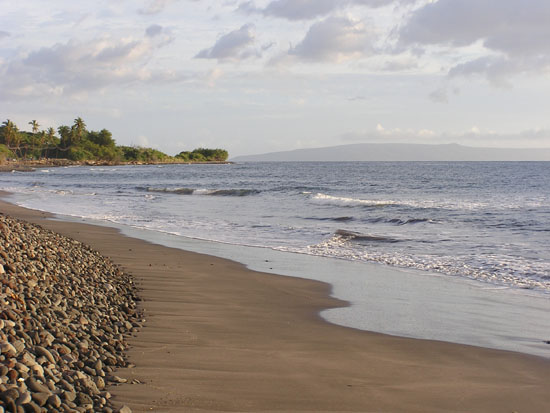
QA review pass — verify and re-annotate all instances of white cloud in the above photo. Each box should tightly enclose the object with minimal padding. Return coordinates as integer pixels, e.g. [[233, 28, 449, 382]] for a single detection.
[[0, 32, 182, 100], [139, 0, 177, 15], [447, 56, 520, 87], [239, 0, 413, 20], [381, 56, 418, 71], [342, 123, 438, 142], [239, 0, 337, 20], [0, 31, 10, 39], [399, 0, 550, 81], [145, 24, 164, 38], [203, 68, 223, 87], [195, 24, 259, 62], [428, 87, 448, 103], [136, 135, 151, 147], [341, 125, 550, 148], [288, 17, 373, 62]]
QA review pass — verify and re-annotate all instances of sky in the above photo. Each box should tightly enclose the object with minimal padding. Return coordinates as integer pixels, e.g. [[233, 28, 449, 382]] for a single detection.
[[1, 0, 550, 157]]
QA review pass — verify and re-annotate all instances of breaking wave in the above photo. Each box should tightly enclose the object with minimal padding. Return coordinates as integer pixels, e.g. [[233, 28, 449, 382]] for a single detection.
[[334, 229, 401, 243], [306, 233, 550, 292], [144, 187, 195, 195], [310, 193, 494, 211], [304, 216, 355, 222], [311, 193, 398, 208], [141, 187, 260, 197], [195, 189, 261, 196], [387, 218, 431, 225]]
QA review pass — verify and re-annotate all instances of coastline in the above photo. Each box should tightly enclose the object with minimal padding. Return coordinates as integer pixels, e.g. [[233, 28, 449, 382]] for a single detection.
[[115, 221, 550, 358], [0, 159, 233, 173], [1, 199, 550, 412]]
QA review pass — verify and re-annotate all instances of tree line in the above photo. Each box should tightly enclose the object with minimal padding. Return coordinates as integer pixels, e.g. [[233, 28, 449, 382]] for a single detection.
[[0, 118, 228, 163]]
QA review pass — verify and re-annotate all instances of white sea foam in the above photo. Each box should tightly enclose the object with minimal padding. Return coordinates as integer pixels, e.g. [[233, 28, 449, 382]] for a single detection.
[[311, 193, 398, 207], [311, 192, 493, 211], [193, 189, 212, 195], [145, 187, 259, 196], [304, 234, 550, 292], [1, 162, 549, 294]]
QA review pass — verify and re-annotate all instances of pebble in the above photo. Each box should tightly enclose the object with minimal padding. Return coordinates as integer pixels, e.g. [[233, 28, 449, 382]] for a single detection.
[[31, 392, 50, 407], [0, 214, 143, 412], [0, 342, 16, 357], [26, 378, 50, 394], [15, 391, 31, 405], [47, 394, 62, 408], [35, 346, 55, 364], [108, 376, 127, 384]]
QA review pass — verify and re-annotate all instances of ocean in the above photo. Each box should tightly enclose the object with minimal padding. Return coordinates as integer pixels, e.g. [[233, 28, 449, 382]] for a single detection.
[[3, 161, 549, 292], [2, 161, 550, 356]]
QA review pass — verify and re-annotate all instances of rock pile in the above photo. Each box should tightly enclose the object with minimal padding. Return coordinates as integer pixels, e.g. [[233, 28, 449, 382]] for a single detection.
[[0, 214, 142, 412]]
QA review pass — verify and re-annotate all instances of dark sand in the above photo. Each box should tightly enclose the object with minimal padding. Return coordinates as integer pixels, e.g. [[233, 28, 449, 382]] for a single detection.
[[1, 198, 549, 412]]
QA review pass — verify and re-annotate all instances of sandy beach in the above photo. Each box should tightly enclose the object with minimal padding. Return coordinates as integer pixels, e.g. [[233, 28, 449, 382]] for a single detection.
[[1, 198, 550, 412]]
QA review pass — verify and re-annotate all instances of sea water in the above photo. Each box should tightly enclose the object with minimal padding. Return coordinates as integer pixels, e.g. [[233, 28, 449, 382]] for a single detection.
[[2, 162, 550, 356]]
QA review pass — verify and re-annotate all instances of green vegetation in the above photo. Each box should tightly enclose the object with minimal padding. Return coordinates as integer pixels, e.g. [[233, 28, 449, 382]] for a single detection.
[[0, 144, 14, 163], [0, 118, 229, 164], [119, 146, 171, 163], [175, 148, 229, 162]]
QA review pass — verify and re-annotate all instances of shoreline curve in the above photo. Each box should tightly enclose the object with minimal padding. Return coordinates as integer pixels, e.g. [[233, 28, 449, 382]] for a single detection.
[[1, 196, 550, 412]]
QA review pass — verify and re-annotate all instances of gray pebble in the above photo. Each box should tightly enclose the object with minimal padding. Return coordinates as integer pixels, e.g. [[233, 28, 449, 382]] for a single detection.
[[34, 346, 55, 364], [26, 378, 50, 394], [31, 391, 50, 407], [47, 394, 62, 408], [24, 402, 41, 413], [16, 390, 31, 405], [0, 215, 142, 412]]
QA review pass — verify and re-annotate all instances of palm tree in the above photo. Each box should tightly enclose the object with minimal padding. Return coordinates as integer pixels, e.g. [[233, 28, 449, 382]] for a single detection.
[[37, 130, 46, 158], [46, 127, 56, 143], [45, 127, 57, 158], [2, 119, 19, 150], [58, 125, 72, 149], [72, 117, 86, 144], [28, 120, 40, 134]]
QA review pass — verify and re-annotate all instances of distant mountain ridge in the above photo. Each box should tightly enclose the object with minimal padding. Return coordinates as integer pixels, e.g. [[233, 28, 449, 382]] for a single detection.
[[232, 143, 550, 162]]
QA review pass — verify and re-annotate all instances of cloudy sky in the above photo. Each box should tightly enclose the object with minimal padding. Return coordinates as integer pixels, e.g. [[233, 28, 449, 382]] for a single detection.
[[1, 0, 550, 156]]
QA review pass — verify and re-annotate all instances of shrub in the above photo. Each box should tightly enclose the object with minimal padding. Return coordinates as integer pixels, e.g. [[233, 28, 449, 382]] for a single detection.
[[175, 148, 229, 162], [68, 147, 94, 161], [0, 144, 14, 164]]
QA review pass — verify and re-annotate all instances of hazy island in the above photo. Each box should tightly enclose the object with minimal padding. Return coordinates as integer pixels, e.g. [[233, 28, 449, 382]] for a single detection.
[[232, 142, 550, 162], [0, 118, 229, 169]]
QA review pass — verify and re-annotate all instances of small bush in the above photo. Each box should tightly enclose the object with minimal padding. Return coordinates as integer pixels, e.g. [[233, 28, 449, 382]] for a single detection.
[[175, 148, 228, 162]]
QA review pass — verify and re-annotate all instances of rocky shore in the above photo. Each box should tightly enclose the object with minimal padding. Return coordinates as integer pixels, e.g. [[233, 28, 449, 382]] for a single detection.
[[0, 159, 233, 173], [0, 214, 143, 412], [0, 160, 79, 173]]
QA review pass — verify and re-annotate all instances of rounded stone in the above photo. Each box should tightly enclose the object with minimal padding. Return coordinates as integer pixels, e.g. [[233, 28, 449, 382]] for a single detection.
[[26, 378, 51, 394], [0, 342, 17, 357], [47, 394, 62, 408], [16, 390, 31, 405], [0, 215, 142, 413], [31, 392, 50, 407]]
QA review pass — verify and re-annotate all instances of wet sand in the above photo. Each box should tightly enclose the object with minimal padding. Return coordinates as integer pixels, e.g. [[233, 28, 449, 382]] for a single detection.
[[1, 198, 549, 412]]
